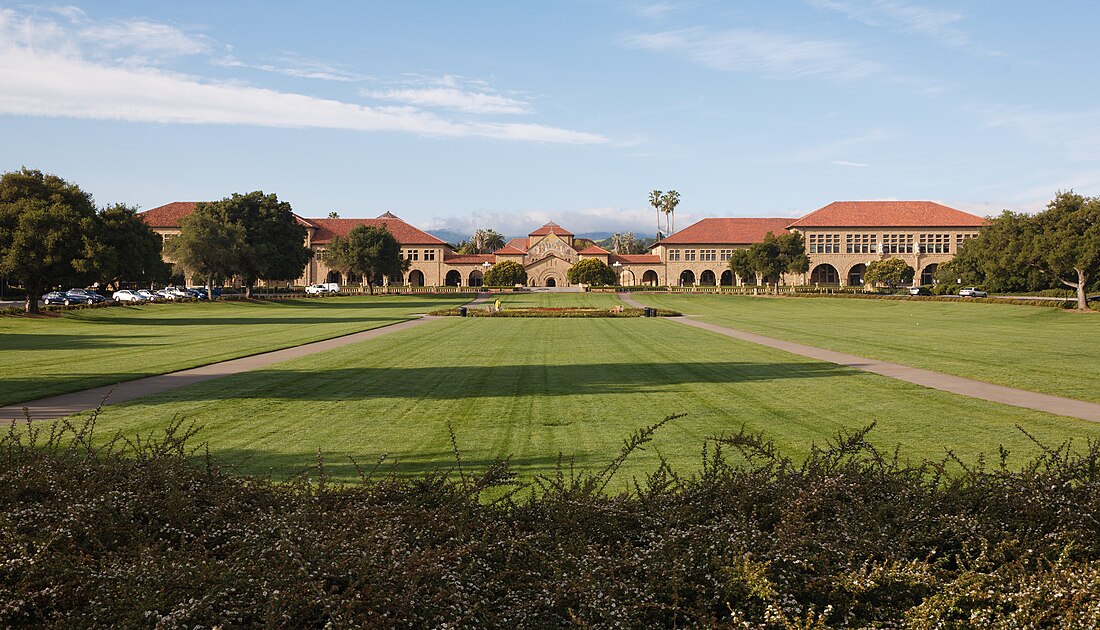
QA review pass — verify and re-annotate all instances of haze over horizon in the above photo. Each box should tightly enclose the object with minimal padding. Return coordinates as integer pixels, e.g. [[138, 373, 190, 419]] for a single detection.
[[3, 1, 1098, 236]]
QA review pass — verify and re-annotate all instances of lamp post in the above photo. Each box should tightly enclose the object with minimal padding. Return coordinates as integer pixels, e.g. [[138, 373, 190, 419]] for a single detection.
[[612, 260, 622, 287], [481, 261, 490, 290]]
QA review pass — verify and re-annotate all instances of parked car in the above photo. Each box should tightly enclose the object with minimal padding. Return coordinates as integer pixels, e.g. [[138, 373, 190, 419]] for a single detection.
[[306, 283, 340, 295], [155, 287, 188, 300], [42, 291, 73, 305], [136, 289, 161, 301], [958, 287, 988, 298], [112, 289, 145, 302], [908, 287, 932, 296], [67, 288, 107, 303]]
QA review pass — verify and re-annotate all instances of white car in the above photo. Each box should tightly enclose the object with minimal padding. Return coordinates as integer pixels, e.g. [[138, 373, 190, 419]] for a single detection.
[[112, 289, 145, 302], [136, 289, 161, 301], [156, 287, 189, 300], [958, 287, 988, 298]]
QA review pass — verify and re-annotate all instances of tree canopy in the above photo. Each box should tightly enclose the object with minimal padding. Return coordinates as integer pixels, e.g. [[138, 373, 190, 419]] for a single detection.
[[219, 192, 311, 296], [458, 229, 506, 254], [0, 168, 98, 313], [483, 260, 527, 286], [864, 258, 915, 288], [324, 225, 407, 294], [567, 258, 617, 286], [165, 203, 246, 299], [91, 204, 170, 290], [727, 232, 808, 287]]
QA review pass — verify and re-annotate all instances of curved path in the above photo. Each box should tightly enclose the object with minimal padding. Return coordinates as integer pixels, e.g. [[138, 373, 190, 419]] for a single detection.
[[618, 293, 1100, 423], [1, 293, 491, 423]]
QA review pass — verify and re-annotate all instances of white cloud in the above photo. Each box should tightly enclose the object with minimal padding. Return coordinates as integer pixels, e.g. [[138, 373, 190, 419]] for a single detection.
[[216, 52, 369, 82], [620, 27, 883, 80], [830, 160, 871, 167], [781, 129, 891, 163], [983, 105, 1100, 162], [79, 18, 212, 57], [807, 0, 967, 47], [425, 206, 690, 237], [0, 9, 607, 145], [362, 87, 530, 114]]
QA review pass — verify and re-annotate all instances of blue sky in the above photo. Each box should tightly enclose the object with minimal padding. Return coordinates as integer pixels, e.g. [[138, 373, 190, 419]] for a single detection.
[[2, 1, 1098, 236]]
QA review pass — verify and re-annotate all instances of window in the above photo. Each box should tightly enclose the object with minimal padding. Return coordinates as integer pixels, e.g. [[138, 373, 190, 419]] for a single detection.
[[918, 233, 949, 254], [423, 249, 436, 261], [808, 233, 840, 254], [956, 233, 976, 250], [845, 234, 876, 254], [405, 250, 419, 261], [684, 249, 697, 261], [700, 249, 717, 261], [668, 249, 681, 261], [882, 234, 913, 254], [720, 249, 733, 261]]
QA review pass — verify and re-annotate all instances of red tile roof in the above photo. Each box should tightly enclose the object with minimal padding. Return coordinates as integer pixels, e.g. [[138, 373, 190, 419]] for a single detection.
[[658, 218, 792, 245], [309, 217, 447, 245], [610, 254, 661, 265], [504, 238, 529, 251], [529, 221, 573, 237], [443, 254, 496, 264], [494, 245, 527, 256], [578, 245, 611, 255], [138, 202, 202, 227], [788, 201, 986, 228]]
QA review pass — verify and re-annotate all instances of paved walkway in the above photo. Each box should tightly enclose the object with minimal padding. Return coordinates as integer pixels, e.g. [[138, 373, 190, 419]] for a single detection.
[[617, 293, 1100, 422], [1, 293, 490, 423]]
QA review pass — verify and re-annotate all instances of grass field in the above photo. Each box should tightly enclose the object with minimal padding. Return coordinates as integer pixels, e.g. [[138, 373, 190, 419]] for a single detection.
[[83, 316, 1100, 484], [0, 294, 472, 406], [633, 294, 1100, 403], [492, 291, 625, 308]]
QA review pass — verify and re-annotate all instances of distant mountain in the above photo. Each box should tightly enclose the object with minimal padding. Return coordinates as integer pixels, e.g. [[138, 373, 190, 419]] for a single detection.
[[576, 231, 613, 241], [426, 229, 468, 246]]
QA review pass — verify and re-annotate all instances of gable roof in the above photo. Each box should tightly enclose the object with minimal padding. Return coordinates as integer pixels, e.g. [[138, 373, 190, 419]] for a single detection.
[[138, 202, 202, 228], [578, 245, 611, 255], [309, 215, 447, 245], [610, 254, 661, 265], [788, 201, 986, 228], [658, 218, 792, 245], [504, 238, 529, 252], [443, 253, 495, 265], [529, 221, 573, 237], [494, 244, 527, 256]]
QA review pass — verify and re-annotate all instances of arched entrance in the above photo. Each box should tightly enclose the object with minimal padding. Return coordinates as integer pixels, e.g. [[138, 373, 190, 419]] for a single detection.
[[348, 272, 362, 285], [810, 264, 839, 285], [445, 270, 461, 286], [720, 270, 733, 286], [642, 270, 659, 286], [619, 269, 636, 286], [326, 270, 342, 285], [408, 270, 424, 287], [739, 274, 756, 286], [679, 270, 695, 286], [546, 277, 557, 287], [920, 263, 938, 285], [847, 263, 867, 287], [468, 270, 483, 287], [699, 269, 716, 286]]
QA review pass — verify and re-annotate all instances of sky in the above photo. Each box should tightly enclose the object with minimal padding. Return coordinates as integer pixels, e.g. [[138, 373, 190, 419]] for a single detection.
[[2, 1, 1099, 237]]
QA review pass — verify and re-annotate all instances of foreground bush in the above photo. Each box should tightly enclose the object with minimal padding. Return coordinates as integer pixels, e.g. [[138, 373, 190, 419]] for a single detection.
[[3, 416, 1100, 627]]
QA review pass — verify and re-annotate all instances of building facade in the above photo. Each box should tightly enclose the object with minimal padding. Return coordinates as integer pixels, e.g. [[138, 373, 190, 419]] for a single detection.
[[139, 200, 985, 289]]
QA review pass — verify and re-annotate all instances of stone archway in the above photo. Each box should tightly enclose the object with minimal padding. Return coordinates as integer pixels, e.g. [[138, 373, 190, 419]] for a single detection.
[[468, 270, 483, 287], [445, 270, 461, 286], [920, 263, 938, 285], [847, 263, 867, 287], [699, 269, 716, 286], [326, 270, 342, 285], [642, 270, 659, 286], [408, 270, 425, 287], [546, 277, 557, 287], [679, 270, 695, 286], [619, 269, 636, 286], [810, 264, 839, 285], [720, 270, 733, 286]]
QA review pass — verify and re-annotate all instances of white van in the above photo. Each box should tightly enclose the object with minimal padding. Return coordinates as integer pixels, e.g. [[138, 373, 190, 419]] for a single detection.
[[306, 283, 340, 295]]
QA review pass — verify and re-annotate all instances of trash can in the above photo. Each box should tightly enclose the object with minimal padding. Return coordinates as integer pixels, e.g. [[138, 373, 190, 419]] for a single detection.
[[643, 307, 653, 317], [459, 306, 467, 317]]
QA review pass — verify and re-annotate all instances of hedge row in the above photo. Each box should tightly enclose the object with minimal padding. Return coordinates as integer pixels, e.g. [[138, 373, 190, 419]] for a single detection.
[[3, 417, 1100, 627], [429, 306, 682, 318], [785, 292, 1085, 309]]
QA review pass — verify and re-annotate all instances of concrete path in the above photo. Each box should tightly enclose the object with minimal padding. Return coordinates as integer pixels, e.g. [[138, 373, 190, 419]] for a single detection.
[[617, 293, 1100, 422], [2, 293, 490, 423]]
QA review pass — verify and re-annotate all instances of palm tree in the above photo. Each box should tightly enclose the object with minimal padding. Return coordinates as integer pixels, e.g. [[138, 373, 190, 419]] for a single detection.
[[649, 190, 663, 239], [663, 190, 680, 235]]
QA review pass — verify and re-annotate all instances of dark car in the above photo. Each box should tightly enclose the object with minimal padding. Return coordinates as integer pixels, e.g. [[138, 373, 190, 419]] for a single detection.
[[42, 291, 71, 305], [67, 288, 107, 303], [908, 287, 932, 296]]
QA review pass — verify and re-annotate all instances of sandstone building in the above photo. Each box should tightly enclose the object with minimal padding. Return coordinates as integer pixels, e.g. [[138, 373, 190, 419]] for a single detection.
[[139, 200, 984, 288]]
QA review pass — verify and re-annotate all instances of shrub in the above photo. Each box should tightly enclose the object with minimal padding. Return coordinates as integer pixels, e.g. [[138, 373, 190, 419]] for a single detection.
[[483, 260, 527, 286], [6, 417, 1100, 627], [567, 258, 617, 286]]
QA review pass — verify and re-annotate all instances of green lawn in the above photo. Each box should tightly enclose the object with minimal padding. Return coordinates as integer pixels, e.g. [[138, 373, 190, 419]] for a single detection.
[[491, 291, 626, 308], [84, 317, 1100, 484], [632, 294, 1100, 403], [0, 294, 472, 406]]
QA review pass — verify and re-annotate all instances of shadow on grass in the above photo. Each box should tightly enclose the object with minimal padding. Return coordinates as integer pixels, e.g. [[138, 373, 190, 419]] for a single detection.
[[80, 315, 413, 327], [203, 449, 604, 480], [0, 333, 159, 351], [64, 360, 862, 406]]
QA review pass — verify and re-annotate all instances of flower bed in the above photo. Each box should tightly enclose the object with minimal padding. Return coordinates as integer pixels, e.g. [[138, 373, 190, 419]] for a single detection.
[[429, 306, 681, 318]]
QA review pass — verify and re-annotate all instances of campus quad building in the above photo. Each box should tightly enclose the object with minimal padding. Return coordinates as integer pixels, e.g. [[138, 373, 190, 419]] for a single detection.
[[139, 200, 984, 288]]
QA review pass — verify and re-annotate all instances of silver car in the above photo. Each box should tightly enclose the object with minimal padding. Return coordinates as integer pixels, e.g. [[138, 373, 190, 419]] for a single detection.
[[958, 287, 988, 298], [113, 290, 145, 302]]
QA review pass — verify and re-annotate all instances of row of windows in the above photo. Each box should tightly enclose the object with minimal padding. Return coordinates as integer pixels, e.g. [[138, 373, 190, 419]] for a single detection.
[[918, 233, 950, 254], [808, 233, 841, 254], [402, 249, 437, 261]]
